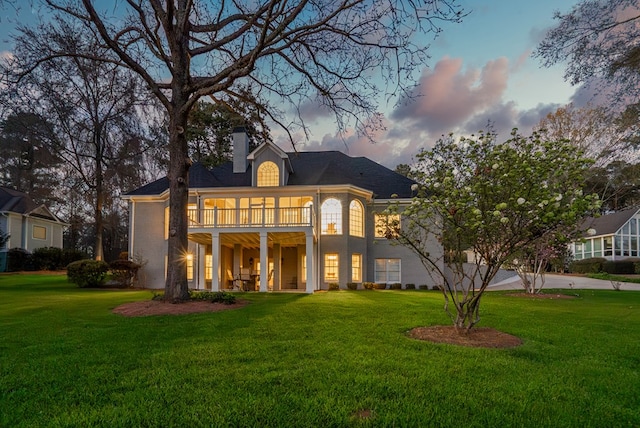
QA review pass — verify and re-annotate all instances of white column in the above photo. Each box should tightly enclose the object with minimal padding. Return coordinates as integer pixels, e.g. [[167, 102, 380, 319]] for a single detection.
[[211, 232, 220, 291], [259, 231, 268, 292], [306, 232, 314, 293]]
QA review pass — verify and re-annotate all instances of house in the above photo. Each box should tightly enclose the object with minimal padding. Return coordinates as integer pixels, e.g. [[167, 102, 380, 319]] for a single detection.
[[123, 128, 442, 292], [0, 186, 66, 252], [571, 206, 640, 260]]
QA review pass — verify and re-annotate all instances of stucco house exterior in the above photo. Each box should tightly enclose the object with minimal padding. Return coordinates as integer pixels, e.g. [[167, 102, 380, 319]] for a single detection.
[[571, 206, 640, 260], [123, 128, 442, 292], [0, 186, 66, 252]]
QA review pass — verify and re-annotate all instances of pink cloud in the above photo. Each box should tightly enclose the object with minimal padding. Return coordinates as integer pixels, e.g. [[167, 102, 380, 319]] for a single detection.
[[391, 56, 509, 133]]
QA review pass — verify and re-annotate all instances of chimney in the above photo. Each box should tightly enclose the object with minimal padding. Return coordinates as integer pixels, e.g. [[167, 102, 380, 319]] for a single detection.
[[232, 126, 249, 173]]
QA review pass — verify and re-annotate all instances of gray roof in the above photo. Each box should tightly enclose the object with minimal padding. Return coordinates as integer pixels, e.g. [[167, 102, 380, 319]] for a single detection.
[[581, 206, 640, 237], [0, 186, 39, 214], [0, 186, 61, 222], [126, 151, 415, 199]]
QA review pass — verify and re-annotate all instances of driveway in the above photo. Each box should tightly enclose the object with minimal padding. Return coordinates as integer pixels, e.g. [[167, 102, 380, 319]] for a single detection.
[[487, 273, 640, 291]]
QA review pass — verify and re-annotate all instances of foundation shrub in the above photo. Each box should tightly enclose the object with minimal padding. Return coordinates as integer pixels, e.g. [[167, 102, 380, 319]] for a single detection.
[[346, 282, 359, 290], [569, 257, 606, 274], [67, 259, 109, 288], [363, 282, 375, 290]]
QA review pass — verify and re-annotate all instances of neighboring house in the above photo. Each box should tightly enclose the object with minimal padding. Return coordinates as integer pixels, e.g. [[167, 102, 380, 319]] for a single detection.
[[0, 186, 66, 252], [571, 206, 640, 260], [123, 128, 442, 292]]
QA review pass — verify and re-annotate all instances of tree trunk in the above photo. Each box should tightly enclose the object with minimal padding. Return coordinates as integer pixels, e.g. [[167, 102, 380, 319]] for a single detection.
[[94, 130, 104, 261], [164, 106, 191, 302]]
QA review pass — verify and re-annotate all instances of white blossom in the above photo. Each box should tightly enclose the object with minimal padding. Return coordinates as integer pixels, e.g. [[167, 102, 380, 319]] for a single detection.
[[517, 197, 526, 205], [492, 163, 499, 170], [555, 194, 563, 201], [411, 183, 419, 192]]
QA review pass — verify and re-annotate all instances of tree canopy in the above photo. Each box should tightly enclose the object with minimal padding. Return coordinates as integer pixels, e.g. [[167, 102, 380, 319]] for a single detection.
[[536, 0, 640, 106]]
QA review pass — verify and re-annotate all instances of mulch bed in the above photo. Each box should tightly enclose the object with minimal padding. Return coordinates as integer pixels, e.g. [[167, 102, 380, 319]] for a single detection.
[[112, 299, 249, 317], [407, 325, 523, 348]]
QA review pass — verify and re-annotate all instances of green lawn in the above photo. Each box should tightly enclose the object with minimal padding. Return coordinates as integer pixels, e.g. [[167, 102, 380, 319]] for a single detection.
[[1, 274, 639, 427]]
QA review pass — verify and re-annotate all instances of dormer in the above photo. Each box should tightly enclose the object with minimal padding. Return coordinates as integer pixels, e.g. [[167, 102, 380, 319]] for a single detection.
[[247, 141, 294, 187]]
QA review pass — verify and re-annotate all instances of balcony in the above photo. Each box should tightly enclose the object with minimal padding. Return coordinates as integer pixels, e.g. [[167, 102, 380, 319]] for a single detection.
[[188, 206, 315, 229]]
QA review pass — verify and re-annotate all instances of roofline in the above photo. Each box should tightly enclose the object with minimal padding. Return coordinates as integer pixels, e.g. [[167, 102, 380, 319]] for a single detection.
[[122, 184, 377, 201]]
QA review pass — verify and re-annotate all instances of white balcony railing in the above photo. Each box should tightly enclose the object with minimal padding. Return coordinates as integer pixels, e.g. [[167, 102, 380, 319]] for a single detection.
[[188, 206, 315, 228]]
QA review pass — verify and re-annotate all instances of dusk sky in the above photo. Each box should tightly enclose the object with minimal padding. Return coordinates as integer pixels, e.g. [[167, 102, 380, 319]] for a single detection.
[[0, 1, 586, 168]]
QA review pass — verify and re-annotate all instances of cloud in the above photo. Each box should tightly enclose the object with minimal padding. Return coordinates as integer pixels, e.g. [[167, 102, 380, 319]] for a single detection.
[[391, 56, 509, 135], [276, 56, 574, 170]]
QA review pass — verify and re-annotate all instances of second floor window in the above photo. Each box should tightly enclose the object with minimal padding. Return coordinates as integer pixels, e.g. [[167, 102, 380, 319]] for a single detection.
[[349, 200, 364, 237], [374, 213, 400, 239], [321, 198, 342, 235], [257, 161, 279, 187]]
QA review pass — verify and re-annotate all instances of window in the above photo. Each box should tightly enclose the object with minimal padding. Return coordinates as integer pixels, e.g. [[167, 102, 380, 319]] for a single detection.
[[321, 198, 342, 235], [164, 206, 170, 240], [33, 225, 47, 240], [302, 254, 307, 283], [375, 258, 400, 283], [205, 254, 212, 281], [186, 253, 194, 281], [257, 161, 279, 187], [204, 198, 236, 225], [374, 213, 400, 238], [324, 253, 339, 282], [349, 200, 364, 237], [188, 203, 198, 225], [351, 254, 362, 282], [279, 196, 313, 225]]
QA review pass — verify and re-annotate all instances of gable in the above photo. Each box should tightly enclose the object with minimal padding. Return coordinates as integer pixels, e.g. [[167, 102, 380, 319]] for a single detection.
[[581, 206, 640, 237]]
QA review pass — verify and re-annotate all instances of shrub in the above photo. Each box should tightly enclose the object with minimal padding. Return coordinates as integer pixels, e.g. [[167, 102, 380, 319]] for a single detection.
[[569, 257, 606, 274], [432, 285, 443, 291], [189, 291, 236, 304], [390, 282, 402, 290], [405, 283, 416, 290], [7, 248, 32, 272], [328, 282, 339, 290], [346, 282, 359, 290], [67, 259, 109, 288], [375, 283, 387, 290], [108, 259, 141, 287], [418, 285, 429, 290], [363, 282, 375, 290], [602, 260, 635, 275], [31, 247, 63, 271]]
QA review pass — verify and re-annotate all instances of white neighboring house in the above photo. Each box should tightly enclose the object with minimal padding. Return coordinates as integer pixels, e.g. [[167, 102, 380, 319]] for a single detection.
[[123, 128, 443, 292], [0, 186, 67, 254], [571, 206, 640, 260]]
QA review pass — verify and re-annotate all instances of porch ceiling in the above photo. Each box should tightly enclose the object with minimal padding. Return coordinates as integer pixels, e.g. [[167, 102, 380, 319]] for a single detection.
[[188, 231, 307, 248]]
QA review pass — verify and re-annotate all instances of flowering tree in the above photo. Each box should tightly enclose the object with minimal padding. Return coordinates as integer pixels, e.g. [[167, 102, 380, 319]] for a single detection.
[[387, 130, 599, 331]]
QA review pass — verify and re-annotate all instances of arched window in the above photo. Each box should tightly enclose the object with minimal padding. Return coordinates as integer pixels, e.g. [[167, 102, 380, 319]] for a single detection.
[[257, 161, 279, 187], [349, 200, 364, 237], [321, 198, 342, 235]]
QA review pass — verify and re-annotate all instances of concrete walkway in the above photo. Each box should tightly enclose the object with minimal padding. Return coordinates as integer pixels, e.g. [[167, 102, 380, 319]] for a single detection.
[[487, 273, 640, 291]]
